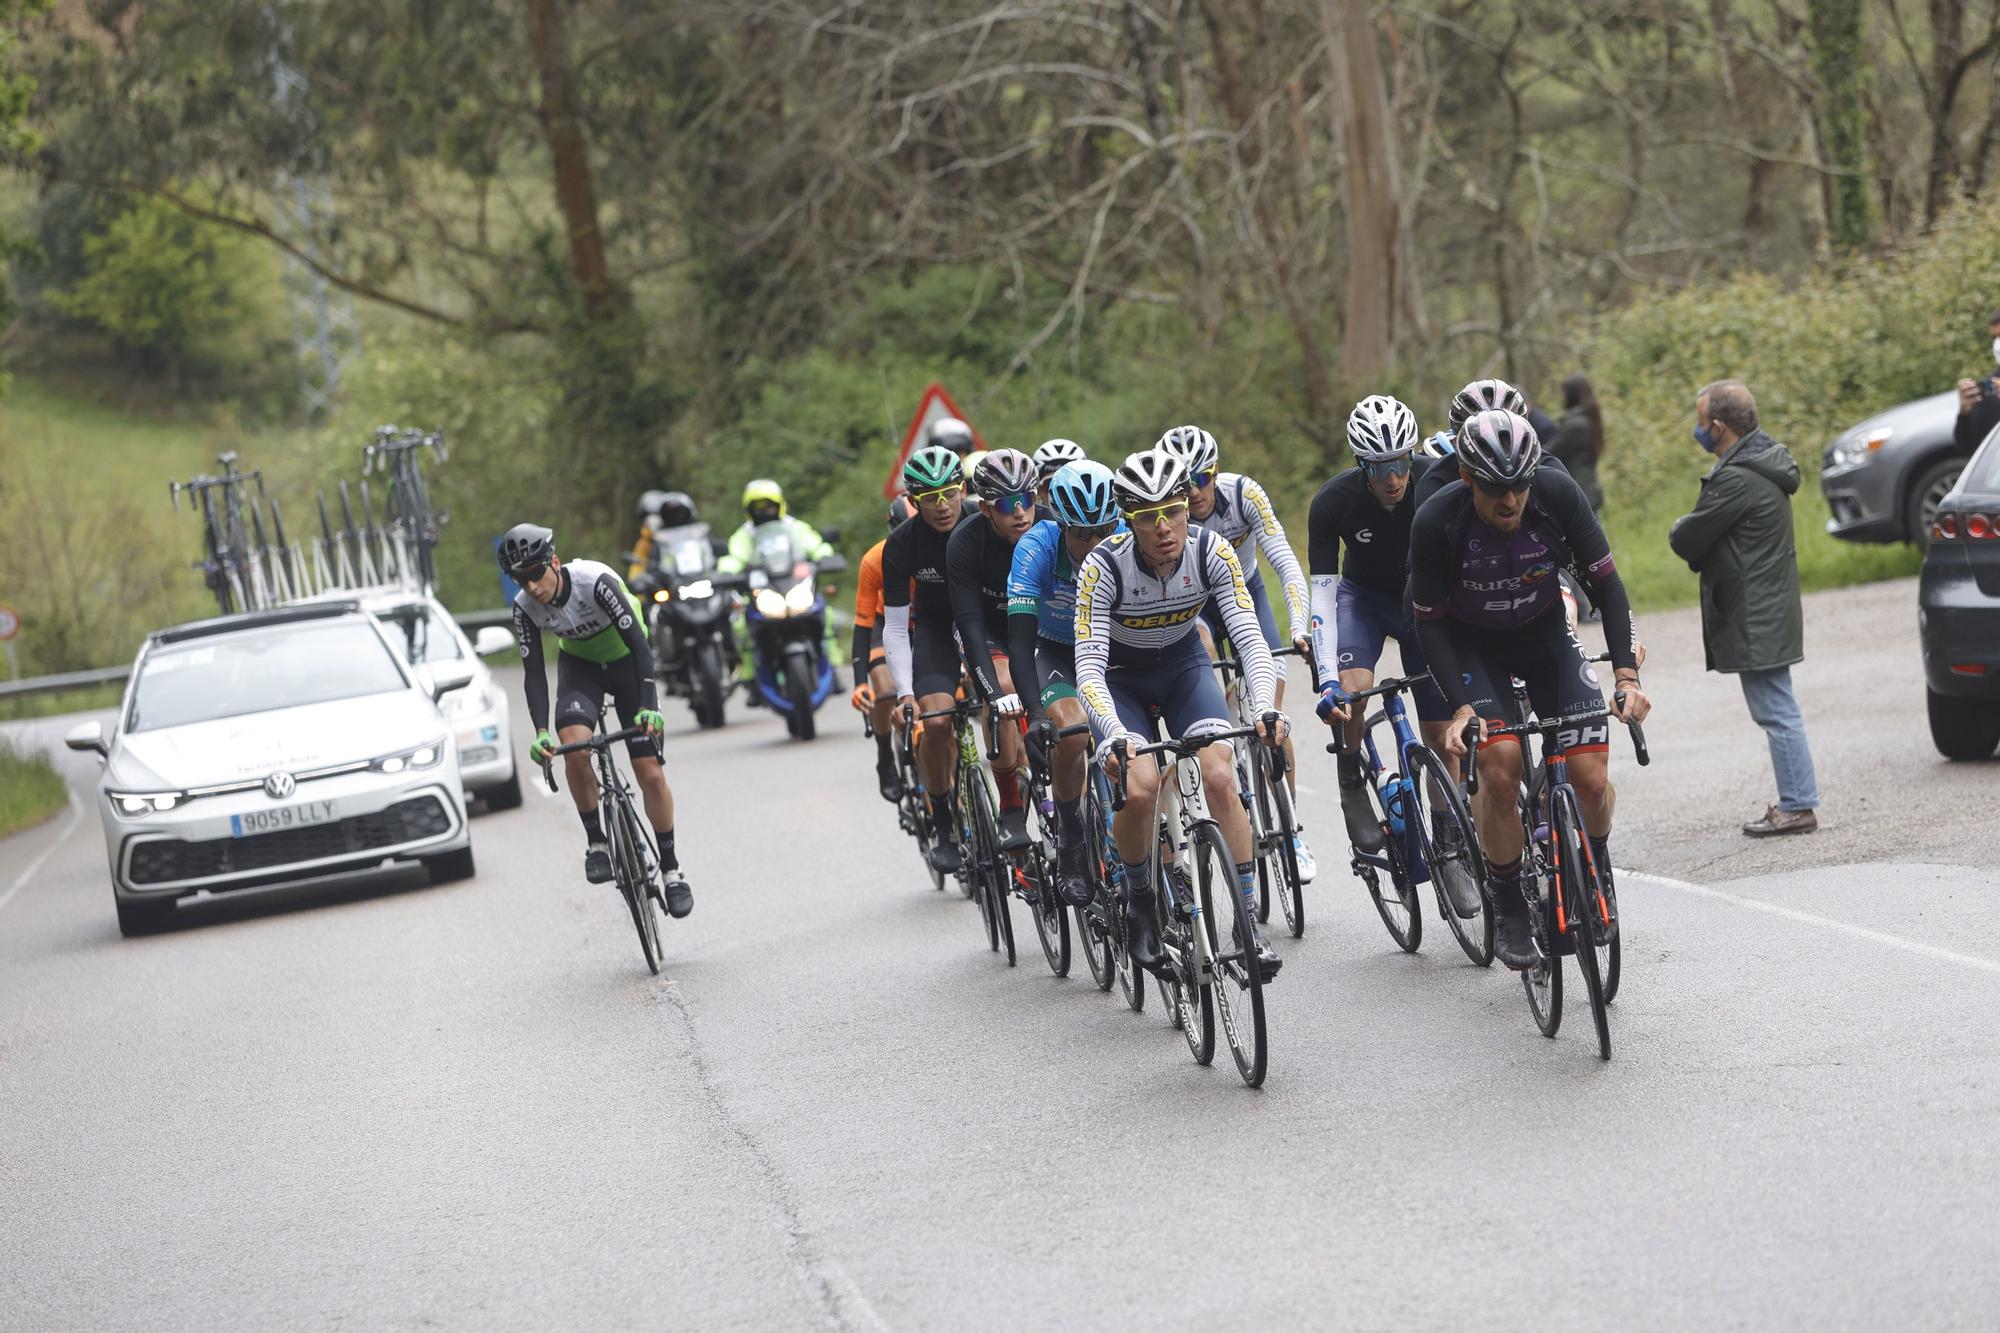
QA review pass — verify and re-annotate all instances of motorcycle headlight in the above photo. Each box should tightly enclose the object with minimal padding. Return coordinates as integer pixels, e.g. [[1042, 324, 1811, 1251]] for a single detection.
[[373, 738, 448, 773], [677, 578, 713, 600], [109, 790, 186, 814], [754, 588, 789, 618], [784, 581, 816, 613]]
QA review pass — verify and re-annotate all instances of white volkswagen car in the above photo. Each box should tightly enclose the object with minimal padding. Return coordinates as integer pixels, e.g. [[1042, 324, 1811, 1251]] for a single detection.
[[66, 602, 477, 936], [315, 587, 522, 810]]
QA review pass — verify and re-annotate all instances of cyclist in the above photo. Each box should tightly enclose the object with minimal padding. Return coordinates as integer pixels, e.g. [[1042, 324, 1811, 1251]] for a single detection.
[[1031, 438, 1088, 505], [928, 416, 977, 466], [1009, 460, 1123, 905], [500, 523, 691, 917], [1307, 395, 1460, 869], [1160, 424, 1318, 881], [947, 449, 1042, 851], [1074, 447, 1289, 974], [1410, 411, 1650, 970], [883, 445, 977, 873], [850, 496, 916, 801], [626, 490, 701, 581]]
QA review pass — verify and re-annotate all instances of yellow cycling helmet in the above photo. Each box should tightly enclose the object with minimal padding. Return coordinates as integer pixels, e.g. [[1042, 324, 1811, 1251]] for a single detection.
[[742, 477, 786, 519], [960, 450, 988, 483]]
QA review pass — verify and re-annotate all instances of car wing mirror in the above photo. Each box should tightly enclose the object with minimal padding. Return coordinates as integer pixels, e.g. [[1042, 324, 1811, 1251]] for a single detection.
[[427, 660, 477, 701], [472, 626, 515, 657], [64, 720, 108, 759]]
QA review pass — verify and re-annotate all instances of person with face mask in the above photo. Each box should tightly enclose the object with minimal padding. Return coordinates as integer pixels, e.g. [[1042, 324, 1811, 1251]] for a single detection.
[[1953, 308, 2000, 456], [1670, 379, 1819, 838]]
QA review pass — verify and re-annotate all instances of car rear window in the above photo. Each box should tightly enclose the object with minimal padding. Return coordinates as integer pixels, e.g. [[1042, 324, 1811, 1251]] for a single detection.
[[375, 604, 464, 665], [128, 620, 409, 732], [1962, 425, 2000, 496]]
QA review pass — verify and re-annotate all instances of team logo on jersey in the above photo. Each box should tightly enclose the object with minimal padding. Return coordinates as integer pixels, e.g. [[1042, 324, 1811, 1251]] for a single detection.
[[1250, 487, 1279, 536], [1521, 561, 1554, 585], [1216, 542, 1254, 611], [1118, 606, 1202, 630], [1354, 527, 1373, 544], [1075, 560, 1102, 636]]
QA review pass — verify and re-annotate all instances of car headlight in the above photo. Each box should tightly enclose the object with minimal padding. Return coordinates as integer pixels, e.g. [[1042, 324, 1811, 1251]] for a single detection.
[[441, 684, 494, 719], [372, 738, 449, 773], [754, 587, 789, 618], [784, 581, 816, 613], [109, 790, 186, 814], [1829, 426, 1892, 469]]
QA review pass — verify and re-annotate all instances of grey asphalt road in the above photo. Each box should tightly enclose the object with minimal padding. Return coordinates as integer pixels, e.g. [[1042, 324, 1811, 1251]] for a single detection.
[[4, 576, 1998, 1330]]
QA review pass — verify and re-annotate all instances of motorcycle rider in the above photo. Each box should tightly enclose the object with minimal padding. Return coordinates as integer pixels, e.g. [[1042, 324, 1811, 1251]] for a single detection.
[[718, 479, 837, 697], [627, 489, 701, 581]]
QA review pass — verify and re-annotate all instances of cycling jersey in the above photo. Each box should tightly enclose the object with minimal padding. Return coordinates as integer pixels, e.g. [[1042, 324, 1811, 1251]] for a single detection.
[[1306, 462, 1428, 690], [1005, 519, 1126, 722], [1195, 472, 1309, 636], [511, 558, 658, 739], [850, 539, 888, 690], [882, 508, 969, 699], [1409, 470, 1638, 717], [946, 515, 1022, 700], [1074, 527, 1275, 749]]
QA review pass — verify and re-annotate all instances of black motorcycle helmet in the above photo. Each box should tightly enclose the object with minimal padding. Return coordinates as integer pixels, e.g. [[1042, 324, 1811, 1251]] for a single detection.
[[655, 490, 698, 528], [635, 489, 670, 523], [498, 523, 555, 578], [886, 495, 915, 532]]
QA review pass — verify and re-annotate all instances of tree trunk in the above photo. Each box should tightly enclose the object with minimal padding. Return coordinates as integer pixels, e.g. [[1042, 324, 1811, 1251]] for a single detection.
[[1808, 0, 1875, 247], [526, 0, 621, 320], [1923, 0, 1966, 226], [1322, 0, 1400, 386]]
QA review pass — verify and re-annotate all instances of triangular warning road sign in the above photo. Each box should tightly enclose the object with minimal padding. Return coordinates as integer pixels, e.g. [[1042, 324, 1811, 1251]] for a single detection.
[[883, 382, 984, 498]]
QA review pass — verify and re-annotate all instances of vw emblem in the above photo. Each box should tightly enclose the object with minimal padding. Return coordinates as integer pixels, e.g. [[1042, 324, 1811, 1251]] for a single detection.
[[263, 771, 297, 800]]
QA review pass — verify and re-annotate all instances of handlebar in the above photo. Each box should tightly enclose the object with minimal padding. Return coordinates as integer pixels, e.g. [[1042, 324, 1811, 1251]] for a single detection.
[[1462, 694, 1648, 798], [1106, 714, 1286, 812]]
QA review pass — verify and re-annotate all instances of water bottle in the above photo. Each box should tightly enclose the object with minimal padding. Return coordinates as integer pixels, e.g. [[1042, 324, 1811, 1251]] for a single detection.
[[1379, 773, 1410, 840]]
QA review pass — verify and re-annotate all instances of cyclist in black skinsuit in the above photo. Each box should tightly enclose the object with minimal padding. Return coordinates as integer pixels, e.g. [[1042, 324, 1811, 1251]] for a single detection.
[[1409, 411, 1650, 970], [882, 444, 976, 873], [947, 449, 1041, 851]]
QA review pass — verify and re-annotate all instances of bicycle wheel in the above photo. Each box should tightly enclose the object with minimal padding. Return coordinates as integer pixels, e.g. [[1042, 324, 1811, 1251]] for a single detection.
[[1195, 821, 1266, 1088], [1358, 769, 1422, 953], [612, 795, 663, 975], [1407, 747, 1493, 967], [1521, 865, 1563, 1039], [967, 777, 1013, 964], [1025, 836, 1071, 978], [1235, 742, 1271, 925], [1261, 757, 1305, 938], [1166, 861, 1216, 1065], [1079, 778, 1115, 991], [1551, 785, 1610, 1060]]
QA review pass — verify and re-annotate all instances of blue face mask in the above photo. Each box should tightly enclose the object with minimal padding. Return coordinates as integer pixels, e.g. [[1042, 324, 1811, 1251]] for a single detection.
[[1693, 423, 1721, 454]]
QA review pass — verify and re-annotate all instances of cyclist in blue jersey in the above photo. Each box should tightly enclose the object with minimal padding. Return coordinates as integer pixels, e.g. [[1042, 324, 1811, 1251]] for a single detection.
[[1008, 460, 1124, 905], [1075, 448, 1289, 974], [1410, 411, 1651, 969]]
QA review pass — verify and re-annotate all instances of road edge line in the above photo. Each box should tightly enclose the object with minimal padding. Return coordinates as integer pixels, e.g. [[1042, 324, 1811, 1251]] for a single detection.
[[1621, 867, 2000, 977], [0, 790, 84, 916]]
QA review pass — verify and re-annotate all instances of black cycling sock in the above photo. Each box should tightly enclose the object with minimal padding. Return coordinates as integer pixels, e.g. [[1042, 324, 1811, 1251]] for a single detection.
[[1589, 834, 1611, 880], [874, 733, 894, 769], [657, 828, 678, 870], [1055, 794, 1084, 839], [1337, 750, 1363, 787], [1487, 856, 1523, 905], [579, 807, 604, 842]]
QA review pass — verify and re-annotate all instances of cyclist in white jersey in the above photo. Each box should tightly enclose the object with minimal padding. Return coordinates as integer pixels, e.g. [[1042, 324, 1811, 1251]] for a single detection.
[[1074, 447, 1289, 974]]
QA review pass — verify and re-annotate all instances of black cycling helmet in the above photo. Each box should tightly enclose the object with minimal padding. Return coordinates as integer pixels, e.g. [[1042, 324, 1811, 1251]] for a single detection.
[[654, 490, 698, 528], [886, 495, 915, 531], [498, 522, 555, 576], [972, 448, 1037, 502], [1456, 409, 1543, 487]]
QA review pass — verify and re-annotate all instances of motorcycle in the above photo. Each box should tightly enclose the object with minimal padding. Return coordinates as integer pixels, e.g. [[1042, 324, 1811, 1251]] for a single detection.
[[724, 523, 846, 741], [630, 523, 739, 730]]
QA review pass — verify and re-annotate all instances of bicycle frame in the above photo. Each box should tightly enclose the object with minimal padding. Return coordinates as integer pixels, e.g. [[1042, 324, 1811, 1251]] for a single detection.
[[1349, 686, 1432, 884]]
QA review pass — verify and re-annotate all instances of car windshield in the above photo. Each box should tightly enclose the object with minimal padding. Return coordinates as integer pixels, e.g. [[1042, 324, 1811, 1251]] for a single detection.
[[375, 603, 463, 665], [128, 621, 408, 732]]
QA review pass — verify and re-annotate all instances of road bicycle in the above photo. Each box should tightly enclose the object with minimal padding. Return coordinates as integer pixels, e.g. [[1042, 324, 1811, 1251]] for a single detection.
[[170, 452, 267, 615], [1327, 671, 1492, 966], [1465, 699, 1648, 1060], [915, 699, 1015, 965], [364, 425, 449, 590], [1109, 717, 1284, 1089], [1212, 642, 1307, 938], [541, 723, 675, 976]]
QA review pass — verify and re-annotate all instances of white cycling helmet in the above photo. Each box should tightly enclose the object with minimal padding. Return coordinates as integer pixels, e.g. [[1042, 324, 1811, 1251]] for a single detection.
[[1346, 395, 1419, 463], [1032, 438, 1087, 480], [1113, 447, 1192, 508], [928, 417, 976, 454], [1155, 424, 1219, 478]]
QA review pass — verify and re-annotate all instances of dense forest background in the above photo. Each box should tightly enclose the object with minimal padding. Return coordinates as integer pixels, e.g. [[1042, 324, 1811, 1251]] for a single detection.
[[2, 0, 1999, 672]]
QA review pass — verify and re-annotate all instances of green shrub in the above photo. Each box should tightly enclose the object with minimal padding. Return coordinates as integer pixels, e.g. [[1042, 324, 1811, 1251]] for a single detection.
[[0, 738, 66, 840]]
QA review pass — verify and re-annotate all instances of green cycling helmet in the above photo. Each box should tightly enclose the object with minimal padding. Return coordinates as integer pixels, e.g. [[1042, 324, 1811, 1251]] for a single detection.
[[903, 444, 963, 494]]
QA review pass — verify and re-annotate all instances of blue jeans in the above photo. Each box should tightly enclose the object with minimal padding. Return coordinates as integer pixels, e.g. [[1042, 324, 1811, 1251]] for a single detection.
[[1739, 667, 1819, 812]]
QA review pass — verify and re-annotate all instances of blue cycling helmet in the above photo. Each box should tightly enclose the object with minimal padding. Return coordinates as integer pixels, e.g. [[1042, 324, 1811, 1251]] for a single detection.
[[1045, 461, 1121, 527]]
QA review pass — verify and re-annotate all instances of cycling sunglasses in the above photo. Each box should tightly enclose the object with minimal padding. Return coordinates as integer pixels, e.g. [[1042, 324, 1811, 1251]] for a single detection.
[[511, 562, 550, 583], [989, 492, 1034, 516], [1190, 468, 1217, 489], [1471, 474, 1534, 498], [1363, 457, 1413, 481], [1065, 521, 1119, 542], [1127, 500, 1190, 527], [912, 484, 965, 507]]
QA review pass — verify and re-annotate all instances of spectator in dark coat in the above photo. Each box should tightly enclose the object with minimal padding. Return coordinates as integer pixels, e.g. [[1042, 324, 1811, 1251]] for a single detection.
[[1546, 374, 1606, 512], [1669, 380, 1819, 837], [1953, 307, 2000, 455]]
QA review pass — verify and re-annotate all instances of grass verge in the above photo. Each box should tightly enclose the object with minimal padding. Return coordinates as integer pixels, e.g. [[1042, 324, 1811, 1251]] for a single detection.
[[0, 738, 68, 840]]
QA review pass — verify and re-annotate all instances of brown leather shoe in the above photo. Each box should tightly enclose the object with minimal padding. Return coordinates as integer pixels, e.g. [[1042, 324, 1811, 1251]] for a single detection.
[[1743, 806, 1818, 837]]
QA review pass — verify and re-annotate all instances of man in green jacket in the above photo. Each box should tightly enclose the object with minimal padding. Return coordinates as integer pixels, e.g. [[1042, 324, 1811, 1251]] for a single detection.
[[1669, 380, 1820, 837]]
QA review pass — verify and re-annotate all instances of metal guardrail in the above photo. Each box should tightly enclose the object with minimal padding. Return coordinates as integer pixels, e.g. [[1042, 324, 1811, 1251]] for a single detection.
[[0, 608, 515, 704]]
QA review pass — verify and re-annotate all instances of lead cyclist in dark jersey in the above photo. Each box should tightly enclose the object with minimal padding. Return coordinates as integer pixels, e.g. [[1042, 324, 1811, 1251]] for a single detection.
[[500, 523, 691, 917], [1409, 412, 1651, 969]]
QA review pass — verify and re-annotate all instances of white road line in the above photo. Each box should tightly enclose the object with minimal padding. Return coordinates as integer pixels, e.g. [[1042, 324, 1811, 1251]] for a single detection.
[[1622, 868, 2000, 977], [0, 792, 85, 916]]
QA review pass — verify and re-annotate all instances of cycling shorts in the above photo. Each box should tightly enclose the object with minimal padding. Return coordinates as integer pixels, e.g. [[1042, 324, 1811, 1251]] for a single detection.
[[553, 652, 660, 760], [1445, 612, 1610, 754], [1200, 569, 1281, 651], [1104, 634, 1234, 745], [1334, 578, 1450, 723], [909, 620, 963, 700], [1036, 638, 1079, 708]]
